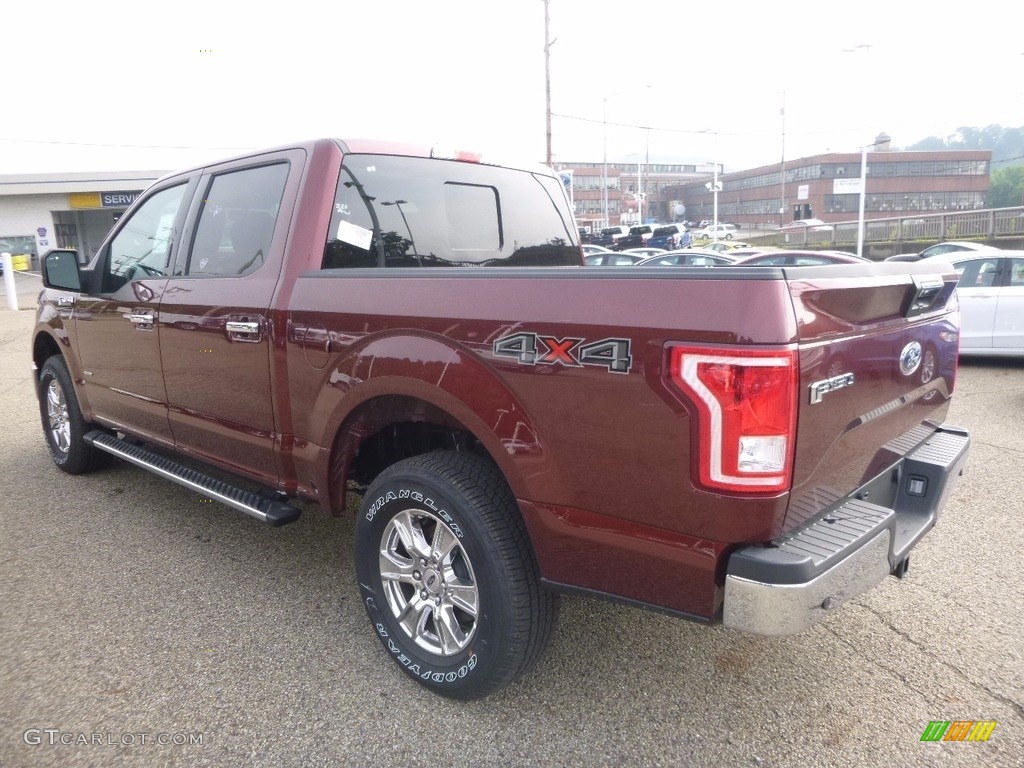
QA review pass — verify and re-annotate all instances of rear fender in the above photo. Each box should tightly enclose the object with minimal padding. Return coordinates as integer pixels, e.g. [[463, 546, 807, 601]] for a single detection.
[[309, 332, 553, 514]]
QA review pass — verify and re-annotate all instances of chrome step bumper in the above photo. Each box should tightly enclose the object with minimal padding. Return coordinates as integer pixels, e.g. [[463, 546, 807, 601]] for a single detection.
[[723, 425, 970, 635]]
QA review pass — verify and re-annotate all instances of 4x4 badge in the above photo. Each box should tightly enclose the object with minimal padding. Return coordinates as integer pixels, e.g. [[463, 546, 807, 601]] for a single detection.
[[493, 332, 632, 374]]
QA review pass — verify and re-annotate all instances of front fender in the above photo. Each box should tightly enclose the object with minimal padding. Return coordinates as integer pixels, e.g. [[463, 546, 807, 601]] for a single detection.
[[33, 298, 92, 420]]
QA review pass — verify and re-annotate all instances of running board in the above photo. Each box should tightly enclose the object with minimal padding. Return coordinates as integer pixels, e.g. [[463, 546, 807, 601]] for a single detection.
[[84, 430, 301, 526]]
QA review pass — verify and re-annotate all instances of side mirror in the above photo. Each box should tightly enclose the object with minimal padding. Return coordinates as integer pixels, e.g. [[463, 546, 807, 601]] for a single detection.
[[42, 249, 82, 291]]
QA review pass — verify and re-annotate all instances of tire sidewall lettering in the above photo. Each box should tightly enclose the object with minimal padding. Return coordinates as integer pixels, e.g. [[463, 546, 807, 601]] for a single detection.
[[365, 594, 479, 683], [364, 485, 463, 537]]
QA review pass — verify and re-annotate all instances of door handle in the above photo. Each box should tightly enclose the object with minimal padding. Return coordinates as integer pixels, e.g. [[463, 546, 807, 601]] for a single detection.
[[226, 321, 260, 334], [225, 316, 263, 343], [127, 312, 155, 325]]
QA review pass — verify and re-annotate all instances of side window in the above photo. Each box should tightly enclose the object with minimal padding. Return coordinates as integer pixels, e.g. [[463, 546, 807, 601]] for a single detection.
[[322, 154, 578, 269], [106, 184, 187, 289], [323, 168, 378, 269], [955, 259, 999, 287], [187, 163, 289, 277], [1008, 259, 1024, 287]]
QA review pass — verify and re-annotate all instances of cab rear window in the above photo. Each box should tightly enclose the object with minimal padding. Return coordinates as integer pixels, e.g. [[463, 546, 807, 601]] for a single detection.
[[323, 154, 580, 268]]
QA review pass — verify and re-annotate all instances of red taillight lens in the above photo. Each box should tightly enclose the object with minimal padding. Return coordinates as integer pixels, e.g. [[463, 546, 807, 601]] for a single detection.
[[668, 346, 798, 494]]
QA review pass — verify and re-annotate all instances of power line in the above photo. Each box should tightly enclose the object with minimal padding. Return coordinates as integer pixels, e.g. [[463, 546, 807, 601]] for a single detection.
[[551, 111, 882, 140], [0, 136, 252, 152]]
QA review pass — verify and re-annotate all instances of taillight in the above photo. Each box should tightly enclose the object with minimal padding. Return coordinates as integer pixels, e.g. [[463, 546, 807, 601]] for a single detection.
[[668, 346, 798, 494]]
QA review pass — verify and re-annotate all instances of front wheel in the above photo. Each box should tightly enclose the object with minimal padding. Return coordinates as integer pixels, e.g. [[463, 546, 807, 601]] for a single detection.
[[37, 356, 106, 474], [355, 451, 558, 699]]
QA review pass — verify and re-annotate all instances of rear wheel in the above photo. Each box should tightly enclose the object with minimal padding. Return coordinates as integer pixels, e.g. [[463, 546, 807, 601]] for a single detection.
[[37, 356, 106, 474], [355, 451, 558, 699]]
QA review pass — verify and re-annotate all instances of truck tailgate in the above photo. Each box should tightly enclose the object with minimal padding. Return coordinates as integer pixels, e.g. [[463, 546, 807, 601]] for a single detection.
[[782, 262, 961, 533]]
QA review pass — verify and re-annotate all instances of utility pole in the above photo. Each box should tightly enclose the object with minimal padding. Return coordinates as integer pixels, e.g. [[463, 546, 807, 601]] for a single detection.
[[543, 0, 553, 166]]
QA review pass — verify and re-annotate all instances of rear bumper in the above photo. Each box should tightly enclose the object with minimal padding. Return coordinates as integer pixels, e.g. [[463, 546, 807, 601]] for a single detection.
[[723, 425, 970, 636]]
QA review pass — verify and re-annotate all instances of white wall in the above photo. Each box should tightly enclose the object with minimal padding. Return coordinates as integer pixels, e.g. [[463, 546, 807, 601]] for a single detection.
[[0, 194, 62, 257]]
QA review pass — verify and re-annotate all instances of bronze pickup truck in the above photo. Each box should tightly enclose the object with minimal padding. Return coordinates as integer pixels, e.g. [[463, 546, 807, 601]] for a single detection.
[[33, 138, 970, 699]]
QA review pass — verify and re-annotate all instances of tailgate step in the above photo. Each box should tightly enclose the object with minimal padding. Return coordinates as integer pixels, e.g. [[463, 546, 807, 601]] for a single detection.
[[84, 430, 301, 526]]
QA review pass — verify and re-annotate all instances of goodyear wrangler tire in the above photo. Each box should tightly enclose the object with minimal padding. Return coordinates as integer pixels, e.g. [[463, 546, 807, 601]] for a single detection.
[[37, 356, 106, 475], [355, 451, 557, 700]]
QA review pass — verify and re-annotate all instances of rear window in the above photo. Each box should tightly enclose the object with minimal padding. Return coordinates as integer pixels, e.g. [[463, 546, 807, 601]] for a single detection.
[[323, 154, 579, 268]]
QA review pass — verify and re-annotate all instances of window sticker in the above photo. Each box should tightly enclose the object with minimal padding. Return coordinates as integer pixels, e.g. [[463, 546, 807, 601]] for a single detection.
[[337, 219, 373, 251]]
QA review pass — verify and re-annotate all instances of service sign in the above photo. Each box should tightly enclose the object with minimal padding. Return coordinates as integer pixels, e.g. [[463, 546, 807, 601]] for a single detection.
[[101, 191, 143, 208]]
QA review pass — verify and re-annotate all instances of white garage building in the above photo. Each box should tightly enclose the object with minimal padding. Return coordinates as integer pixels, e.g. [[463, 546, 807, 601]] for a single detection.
[[0, 170, 166, 267]]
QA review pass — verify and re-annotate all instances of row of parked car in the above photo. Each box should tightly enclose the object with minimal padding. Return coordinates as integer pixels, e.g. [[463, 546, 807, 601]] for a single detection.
[[582, 240, 1023, 358], [584, 222, 740, 252], [582, 243, 867, 267]]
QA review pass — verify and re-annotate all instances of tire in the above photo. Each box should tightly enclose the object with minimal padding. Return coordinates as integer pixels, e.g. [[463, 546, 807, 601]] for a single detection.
[[725, 233, 733, 240], [37, 356, 105, 474], [355, 450, 558, 700]]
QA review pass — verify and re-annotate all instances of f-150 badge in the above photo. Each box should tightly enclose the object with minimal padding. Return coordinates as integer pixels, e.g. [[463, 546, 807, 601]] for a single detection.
[[808, 372, 855, 404], [493, 332, 632, 374]]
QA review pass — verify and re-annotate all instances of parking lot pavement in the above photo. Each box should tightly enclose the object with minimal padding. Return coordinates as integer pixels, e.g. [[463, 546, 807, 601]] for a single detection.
[[0, 269, 43, 309], [1, 306, 1021, 768]]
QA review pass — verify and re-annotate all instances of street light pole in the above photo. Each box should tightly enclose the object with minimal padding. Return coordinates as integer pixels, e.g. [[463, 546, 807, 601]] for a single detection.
[[637, 154, 642, 225], [602, 96, 608, 229], [857, 143, 868, 259], [602, 85, 652, 230], [713, 162, 719, 243]]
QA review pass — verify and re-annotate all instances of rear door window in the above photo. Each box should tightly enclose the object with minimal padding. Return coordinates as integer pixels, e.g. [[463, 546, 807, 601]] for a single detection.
[[186, 163, 289, 277]]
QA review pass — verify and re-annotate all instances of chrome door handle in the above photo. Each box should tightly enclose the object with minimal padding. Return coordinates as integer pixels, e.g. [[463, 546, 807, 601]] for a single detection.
[[226, 321, 260, 334], [127, 313, 155, 325]]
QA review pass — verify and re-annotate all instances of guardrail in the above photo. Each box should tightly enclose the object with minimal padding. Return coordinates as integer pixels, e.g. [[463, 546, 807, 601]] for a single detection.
[[773, 206, 1024, 251]]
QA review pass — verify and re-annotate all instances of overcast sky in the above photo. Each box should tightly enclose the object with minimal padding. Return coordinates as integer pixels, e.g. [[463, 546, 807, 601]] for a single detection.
[[3, 0, 1022, 176]]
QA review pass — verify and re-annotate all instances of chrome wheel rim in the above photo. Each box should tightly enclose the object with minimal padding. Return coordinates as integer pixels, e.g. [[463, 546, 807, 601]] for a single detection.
[[46, 379, 71, 455], [378, 509, 479, 656], [920, 350, 936, 384]]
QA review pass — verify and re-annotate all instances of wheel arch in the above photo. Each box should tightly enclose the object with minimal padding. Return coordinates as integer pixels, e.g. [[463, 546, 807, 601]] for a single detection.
[[32, 330, 63, 377], [307, 333, 557, 520], [322, 382, 541, 519], [32, 308, 92, 419]]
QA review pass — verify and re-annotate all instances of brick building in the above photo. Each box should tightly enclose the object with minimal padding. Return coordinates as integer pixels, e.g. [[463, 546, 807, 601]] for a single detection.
[[556, 134, 992, 232]]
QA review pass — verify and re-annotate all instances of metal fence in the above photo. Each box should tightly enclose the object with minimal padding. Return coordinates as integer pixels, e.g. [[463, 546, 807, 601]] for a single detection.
[[776, 206, 1024, 249]]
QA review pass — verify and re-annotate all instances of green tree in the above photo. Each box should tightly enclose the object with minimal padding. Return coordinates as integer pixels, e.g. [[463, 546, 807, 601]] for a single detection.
[[903, 124, 1024, 166], [988, 165, 1024, 208]]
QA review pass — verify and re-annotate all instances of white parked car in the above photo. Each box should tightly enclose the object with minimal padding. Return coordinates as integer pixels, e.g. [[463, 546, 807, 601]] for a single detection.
[[885, 241, 997, 263], [924, 250, 1024, 357], [695, 223, 738, 241], [779, 218, 834, 232]]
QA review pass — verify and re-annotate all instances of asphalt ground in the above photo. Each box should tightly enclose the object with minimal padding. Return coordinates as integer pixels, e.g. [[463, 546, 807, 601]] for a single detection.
[[0, 306, 1021, 768]]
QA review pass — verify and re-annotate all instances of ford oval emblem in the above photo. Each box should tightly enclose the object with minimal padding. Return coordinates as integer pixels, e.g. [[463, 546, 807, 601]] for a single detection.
[[900, 341, 922, 376]]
